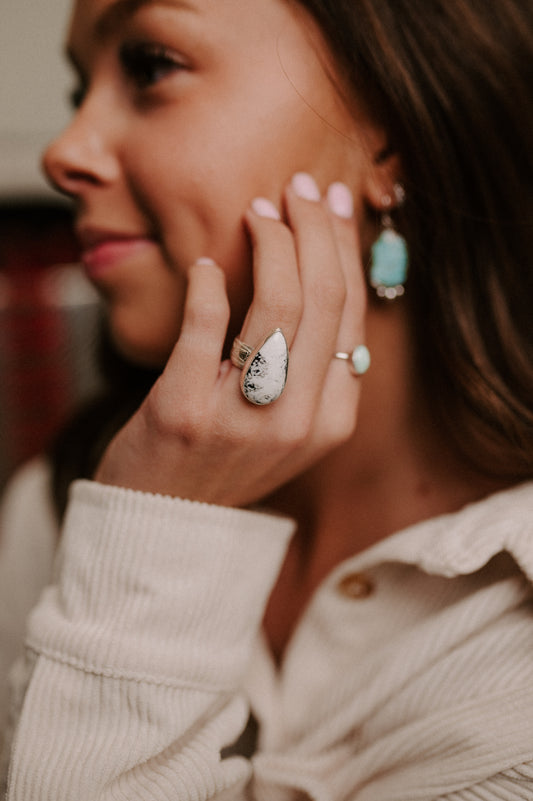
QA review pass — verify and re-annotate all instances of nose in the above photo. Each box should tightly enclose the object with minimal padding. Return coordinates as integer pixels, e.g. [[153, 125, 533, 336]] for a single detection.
[[43, 100, 120, 198]]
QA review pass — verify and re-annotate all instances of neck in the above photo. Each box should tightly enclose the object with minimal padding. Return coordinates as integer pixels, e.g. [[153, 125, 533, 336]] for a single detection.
[[266, 300, 507, 581]]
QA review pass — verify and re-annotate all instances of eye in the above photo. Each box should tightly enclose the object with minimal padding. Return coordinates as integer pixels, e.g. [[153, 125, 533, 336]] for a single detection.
[[69, 84, 87, 110], [119, 41, 187, 90], [66, 60, 88, 110]]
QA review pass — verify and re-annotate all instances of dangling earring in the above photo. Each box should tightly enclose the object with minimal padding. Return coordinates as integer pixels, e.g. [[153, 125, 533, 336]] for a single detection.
[[370, 183, 408, 300]]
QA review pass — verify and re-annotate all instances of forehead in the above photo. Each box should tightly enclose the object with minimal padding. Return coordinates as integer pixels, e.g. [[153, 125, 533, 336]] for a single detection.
[[65, 0, 353, 120], [66, 0, 338, 83], [69, 0, 199, 38], [68, 0, 296, 32], [68, 0, 321, 62]]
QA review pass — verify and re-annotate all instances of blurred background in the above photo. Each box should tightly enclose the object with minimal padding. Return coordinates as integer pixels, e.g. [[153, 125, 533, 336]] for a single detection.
[[1, 0, 101, 488]]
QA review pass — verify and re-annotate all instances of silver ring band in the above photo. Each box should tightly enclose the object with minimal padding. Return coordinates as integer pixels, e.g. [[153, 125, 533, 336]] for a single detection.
[[230, 338, 253, 369]]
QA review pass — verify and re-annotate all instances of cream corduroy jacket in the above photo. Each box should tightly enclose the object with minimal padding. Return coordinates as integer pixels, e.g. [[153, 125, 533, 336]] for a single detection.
[[1, 459, 533, 800]]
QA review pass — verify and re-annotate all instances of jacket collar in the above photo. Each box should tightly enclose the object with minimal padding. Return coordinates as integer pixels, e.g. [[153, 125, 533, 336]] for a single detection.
[[332, 481, 533, 582]]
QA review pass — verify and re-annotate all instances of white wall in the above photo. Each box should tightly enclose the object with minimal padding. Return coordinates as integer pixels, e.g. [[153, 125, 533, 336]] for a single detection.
[[0, 0, 73, 198]]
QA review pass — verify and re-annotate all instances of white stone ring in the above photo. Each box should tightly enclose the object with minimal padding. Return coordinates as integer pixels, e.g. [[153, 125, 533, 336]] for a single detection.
[[231, 328, 289, 405], [333, 345, 371, 376]]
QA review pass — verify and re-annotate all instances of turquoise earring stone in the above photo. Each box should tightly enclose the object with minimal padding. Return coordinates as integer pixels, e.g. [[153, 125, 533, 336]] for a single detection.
[[370, 228, 408, 299]]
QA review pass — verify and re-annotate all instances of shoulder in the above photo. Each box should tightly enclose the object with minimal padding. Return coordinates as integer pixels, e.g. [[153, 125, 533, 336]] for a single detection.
[[321, 484, 533, 797], [1, 457, 56, 523], [0, 458, 58, 616], [1, 457, 58, 544], [0, 460, 59, 759]]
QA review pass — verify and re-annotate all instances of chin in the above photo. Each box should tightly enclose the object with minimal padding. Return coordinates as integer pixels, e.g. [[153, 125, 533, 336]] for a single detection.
[[109, 319, 176, 371]]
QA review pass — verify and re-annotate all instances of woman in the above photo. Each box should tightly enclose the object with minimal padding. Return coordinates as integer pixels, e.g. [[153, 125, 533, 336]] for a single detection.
[[1, 0, 533, 797]]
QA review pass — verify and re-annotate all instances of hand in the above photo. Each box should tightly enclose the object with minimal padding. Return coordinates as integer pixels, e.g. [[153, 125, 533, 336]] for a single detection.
[[94, 173, 367, 508]]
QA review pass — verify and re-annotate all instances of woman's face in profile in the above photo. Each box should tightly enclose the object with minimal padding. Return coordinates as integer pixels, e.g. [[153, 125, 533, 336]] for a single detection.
[[44, 0, 369, 366]]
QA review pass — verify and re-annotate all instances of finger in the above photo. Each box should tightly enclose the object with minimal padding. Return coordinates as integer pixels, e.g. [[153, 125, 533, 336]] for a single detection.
[[283, 174, 347, 394], [239, 198, 302, 351], [161, 258, 231, 406], [313, 183, 367, 440], [326, 181, 366, 352]]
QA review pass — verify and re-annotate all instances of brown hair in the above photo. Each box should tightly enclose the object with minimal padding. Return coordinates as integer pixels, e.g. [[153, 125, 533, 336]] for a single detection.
[[297, 0, 533, 479]]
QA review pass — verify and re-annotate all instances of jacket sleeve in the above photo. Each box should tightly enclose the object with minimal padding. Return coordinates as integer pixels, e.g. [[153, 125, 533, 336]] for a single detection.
[[433, 762, 533, 800], [0, 459, 58, 789], [6, 480, 293, 800]]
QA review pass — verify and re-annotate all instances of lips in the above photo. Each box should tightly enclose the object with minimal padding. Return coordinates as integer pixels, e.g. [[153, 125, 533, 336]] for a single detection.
[[78, 228, 156, 278]]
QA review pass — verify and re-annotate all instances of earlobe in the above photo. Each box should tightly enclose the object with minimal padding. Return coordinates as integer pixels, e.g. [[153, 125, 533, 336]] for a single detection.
[[364, 148, 403, 212]]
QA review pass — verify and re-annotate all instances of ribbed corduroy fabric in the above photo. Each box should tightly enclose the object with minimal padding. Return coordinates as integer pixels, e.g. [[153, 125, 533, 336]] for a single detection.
[[1, 460, 533, 800]]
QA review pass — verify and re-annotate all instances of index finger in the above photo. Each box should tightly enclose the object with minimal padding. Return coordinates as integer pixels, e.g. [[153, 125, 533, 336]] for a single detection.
[[239, 198, 303, 350]]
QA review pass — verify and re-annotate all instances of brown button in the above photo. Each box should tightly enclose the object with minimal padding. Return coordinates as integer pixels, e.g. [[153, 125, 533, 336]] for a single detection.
[[337, 572, 375, 599]]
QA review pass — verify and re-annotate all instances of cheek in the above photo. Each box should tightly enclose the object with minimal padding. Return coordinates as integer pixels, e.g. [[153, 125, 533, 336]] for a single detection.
[[125, 86, 354, 332], [131, 78, 337, 228], [128, 130, 245, 262], [127, 135, 257, 329]]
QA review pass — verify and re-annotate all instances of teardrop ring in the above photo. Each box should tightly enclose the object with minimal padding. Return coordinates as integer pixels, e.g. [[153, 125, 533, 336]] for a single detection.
[[231, 328, 289, 405]]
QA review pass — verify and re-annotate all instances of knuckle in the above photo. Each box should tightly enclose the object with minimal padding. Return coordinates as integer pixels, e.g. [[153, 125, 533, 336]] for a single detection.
[[175, 406, 213, 446], [253, 230, 300, 278], [176, 416, 207, 447], [276, 413, 313, 448], [186, 298, 228, 332], [213, 417, 249, 447], [143, 392, 175, 437], [257, 286, 302, 323], [146, 385, 207, 443], [310, 274, 346, 313]]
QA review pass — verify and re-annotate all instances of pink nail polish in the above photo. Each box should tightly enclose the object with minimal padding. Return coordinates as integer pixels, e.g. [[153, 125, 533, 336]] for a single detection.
[[194, 257, 217, 266], [327, 182, 354, 219], [251, 197, 281, 220], [291, 172, 321, 201]]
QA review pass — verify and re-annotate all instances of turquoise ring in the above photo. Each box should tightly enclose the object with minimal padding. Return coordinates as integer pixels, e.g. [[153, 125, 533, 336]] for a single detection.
[[333, 345, 371, 376]]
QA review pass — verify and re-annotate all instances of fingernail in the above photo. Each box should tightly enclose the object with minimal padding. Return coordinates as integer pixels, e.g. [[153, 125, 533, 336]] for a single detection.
[[251, 197, 281, 220], [194, 257, 217, 266], [291, 172, 321, 201], [327, 182, 354, 219]]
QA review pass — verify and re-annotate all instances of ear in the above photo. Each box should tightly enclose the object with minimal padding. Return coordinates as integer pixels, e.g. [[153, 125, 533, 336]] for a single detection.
[[363, 145, 404, 212]]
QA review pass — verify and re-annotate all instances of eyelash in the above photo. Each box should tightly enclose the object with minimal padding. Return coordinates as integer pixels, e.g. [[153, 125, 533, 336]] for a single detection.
[[119, 41, 187, 90], [69, 42, 186, 109]]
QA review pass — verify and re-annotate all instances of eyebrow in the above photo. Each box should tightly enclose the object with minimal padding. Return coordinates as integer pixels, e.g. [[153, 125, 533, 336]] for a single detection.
[[94, 0, 197, 40]]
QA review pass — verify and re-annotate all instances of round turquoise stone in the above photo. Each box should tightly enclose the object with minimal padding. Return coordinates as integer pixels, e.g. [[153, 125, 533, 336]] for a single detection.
[[351, 345, 371, 376]]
